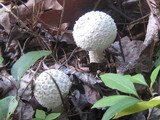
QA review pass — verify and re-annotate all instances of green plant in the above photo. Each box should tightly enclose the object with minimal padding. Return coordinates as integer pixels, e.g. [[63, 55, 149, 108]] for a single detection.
[[155, 50, 160, 67], [0, 57, 4, 64], [92, 66, 160, 120], [0, 96, 18, 120], [32, 109, 61, 120], [11, 50, 51, 81]]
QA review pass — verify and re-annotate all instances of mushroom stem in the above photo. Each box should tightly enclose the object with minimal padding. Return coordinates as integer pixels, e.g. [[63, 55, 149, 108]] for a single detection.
[[89, 50, 105, 63]]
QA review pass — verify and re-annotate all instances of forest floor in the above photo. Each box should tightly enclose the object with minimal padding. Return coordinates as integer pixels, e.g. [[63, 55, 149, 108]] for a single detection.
[[0, 0, 160, 120]]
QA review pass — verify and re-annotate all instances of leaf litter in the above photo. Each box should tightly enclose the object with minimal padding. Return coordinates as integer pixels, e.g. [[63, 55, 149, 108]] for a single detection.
[[0, 0, 160, 119]]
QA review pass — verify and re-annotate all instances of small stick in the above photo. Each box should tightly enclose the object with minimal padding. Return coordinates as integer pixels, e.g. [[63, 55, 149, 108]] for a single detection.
[[118, 32, 125, 62], [54, 0, 66, 50]]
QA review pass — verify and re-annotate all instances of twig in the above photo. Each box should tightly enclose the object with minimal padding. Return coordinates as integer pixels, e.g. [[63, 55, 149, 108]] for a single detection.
[[130, 14, 149, 24], [138, 0, 147, 31], [60, 47, 78, 67], [54, 0, 66, 52], [118, 32, 125, 62]]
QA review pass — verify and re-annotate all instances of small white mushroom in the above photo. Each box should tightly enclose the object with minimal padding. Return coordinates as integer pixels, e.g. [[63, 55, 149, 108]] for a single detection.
[[73, 11, 117, 63], [34, 69, 72, 112]]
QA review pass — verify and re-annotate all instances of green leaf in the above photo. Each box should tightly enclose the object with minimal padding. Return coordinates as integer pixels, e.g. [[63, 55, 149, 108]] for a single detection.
[[11, 51, 51, 80], [101, 96, 139, 120], [114, 96, 160, 119], [32, 118, 42, 120], [150, 66, 160, 88], [92, 95, 135, 108], [124, 74, 148, 86], [0, 96, 18, 120], [155, 57, 160, 67], [45, 113, 61, 120], [100, 73, 139, 97], [0, 57, 4, 64], [35, 110, 46, 119]]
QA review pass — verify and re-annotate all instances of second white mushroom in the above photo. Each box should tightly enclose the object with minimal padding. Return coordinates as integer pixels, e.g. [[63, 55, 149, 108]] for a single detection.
[[34, 69, 72, 112], [73, 11, 117, 63]]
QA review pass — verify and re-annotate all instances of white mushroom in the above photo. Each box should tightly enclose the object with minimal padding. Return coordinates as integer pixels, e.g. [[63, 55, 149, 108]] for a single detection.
[[73, 11, 117, 63], [34, 69, 72, 112]]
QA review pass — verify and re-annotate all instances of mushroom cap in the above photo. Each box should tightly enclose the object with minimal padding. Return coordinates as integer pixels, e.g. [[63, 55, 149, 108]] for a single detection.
[[73, 11, 117, 51], [34, 69, 72, 111]]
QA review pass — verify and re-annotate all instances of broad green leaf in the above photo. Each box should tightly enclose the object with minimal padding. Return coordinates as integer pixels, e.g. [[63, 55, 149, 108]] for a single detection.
[[102, 96, 139, 120], [0, 96, 18, 120], [124, 74, 148, 86], [35, 109, 46, 119], [150, 66, 160, 88], [45, 113, 61, 120], [11, 51, 51, 80], [0, 57, 3, 64], [92, 95, 135, 108], [114, 96, 160, 119], [100, 73, 139, 97], [155, 57, 160, 67]]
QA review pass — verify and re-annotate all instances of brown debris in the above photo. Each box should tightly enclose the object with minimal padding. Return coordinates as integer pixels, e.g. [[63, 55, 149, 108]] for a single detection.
[[0, 0, 160, 119]]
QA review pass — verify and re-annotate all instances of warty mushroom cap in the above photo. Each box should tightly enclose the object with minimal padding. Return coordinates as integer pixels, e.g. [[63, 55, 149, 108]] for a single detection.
[[34, 69, 72, 112], [73, 11, 117, 52]]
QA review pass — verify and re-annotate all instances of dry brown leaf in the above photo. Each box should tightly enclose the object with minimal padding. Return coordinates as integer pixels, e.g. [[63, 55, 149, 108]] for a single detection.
[[14, 101, 34, 120], [83, 85, 100, 105], [18, 70, 35, 102], [53, 64, 101, 85], [143, 13, 159, 46], [0, 5, 11, 33], [109, 1, 159, 74], [40, 0, 98, 27], [59, 32, 75, 44], [0, 0, 62, 32], [109, 36, 153, 74], [11, 0, 62, 22], [0, 70, 18, 97]]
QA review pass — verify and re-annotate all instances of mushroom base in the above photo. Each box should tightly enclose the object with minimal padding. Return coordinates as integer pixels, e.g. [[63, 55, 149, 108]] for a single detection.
[[89, 50, 105, 63]]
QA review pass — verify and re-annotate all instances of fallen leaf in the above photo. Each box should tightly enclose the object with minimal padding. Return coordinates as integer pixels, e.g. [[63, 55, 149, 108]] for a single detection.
[[12, 0, 63, 22], [0, 5, 11, 33], [0, 70, 18, 98], [148, 107, 160, 120], [53, 64, 101, 85], [14, 100, 34, 120], [40, 0, 97, 27], [83, 85, 101, 105], [0, 0, 62, 33], [18, 70, 35, 102], [109, 10, 159, 75], [109, 36, 147, 74]]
